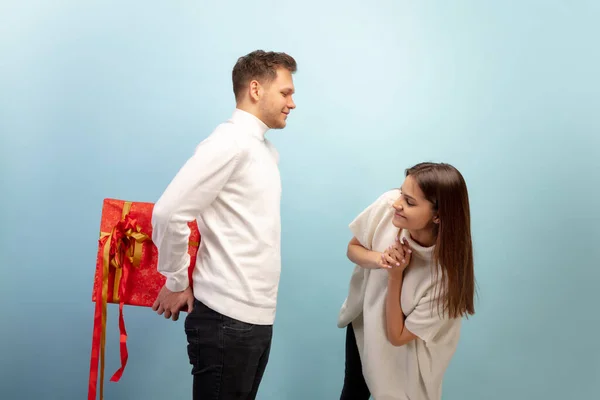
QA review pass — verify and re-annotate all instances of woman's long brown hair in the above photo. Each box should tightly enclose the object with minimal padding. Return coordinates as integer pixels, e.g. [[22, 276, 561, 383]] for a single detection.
[[406, 162, 476, 319]]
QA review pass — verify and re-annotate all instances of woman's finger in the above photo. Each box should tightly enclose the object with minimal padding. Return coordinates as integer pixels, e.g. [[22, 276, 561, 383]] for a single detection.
[[402, 237, 413, 254], [390, 246, 405, 264], [380, 253, 392, 268], [386, 245, 400, 262], [383, 252, 400, 267]]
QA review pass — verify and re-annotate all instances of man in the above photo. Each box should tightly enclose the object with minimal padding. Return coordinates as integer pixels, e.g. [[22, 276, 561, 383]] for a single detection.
[[150, 50, 297, 399]]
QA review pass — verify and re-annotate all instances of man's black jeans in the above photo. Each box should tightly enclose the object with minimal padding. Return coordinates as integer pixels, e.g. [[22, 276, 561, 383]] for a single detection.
[[184, 299, 273, 400]]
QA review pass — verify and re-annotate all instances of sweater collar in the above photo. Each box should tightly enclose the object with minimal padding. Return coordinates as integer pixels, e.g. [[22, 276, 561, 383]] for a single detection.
[[229, 108, 270, 141], [398, 229, 436, 261]]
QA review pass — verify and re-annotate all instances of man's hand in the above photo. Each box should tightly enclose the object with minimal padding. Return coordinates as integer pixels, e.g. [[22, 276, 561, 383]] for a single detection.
[[151, 285, 195, 321]]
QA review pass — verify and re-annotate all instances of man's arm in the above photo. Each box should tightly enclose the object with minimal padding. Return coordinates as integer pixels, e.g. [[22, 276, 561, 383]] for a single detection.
[[152, 130, 242, 292]]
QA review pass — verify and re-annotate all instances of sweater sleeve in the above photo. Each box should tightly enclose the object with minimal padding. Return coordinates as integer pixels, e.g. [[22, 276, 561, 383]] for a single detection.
[[349, 190, 399, 250], [404, 277, 458, 343], [151, 128, 243, 292]]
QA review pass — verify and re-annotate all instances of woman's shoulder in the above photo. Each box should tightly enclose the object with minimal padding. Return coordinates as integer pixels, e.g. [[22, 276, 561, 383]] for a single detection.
[[364, 188, 400, 223], [357, 189, 399, 223], [353, 188, 399, 220], [372, 188, 400, 208]]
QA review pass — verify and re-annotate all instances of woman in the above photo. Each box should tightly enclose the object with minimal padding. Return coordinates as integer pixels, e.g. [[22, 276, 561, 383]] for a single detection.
[[337, 162, 476, 400]]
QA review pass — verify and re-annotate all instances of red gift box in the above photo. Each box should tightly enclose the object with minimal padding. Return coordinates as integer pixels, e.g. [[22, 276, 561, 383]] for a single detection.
[[88, 198, 200, 400]]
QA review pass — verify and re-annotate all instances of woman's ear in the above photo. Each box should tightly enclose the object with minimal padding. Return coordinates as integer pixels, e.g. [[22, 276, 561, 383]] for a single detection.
[[433, 215, 440, 224]]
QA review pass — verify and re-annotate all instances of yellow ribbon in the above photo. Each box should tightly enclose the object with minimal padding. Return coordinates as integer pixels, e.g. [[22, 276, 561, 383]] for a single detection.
[[99, 202, 151, 303], [96, 201, 151, 400]]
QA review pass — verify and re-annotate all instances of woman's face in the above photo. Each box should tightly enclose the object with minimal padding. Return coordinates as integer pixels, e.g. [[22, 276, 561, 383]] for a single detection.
[[391, 175, 438, 231]]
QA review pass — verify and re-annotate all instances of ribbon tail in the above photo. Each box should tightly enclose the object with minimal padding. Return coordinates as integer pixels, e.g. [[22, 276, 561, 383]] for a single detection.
[[99, 236, 111, 400], [89, 235, 110, 400], [88, 280, 102, 400], [99, 298, 107, 400], [110, 257, 131, 382], [110, 300, 129, 382]]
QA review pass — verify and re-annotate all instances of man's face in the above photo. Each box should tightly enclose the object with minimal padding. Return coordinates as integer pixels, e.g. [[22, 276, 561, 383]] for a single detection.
[[258, 68, 296, 129]]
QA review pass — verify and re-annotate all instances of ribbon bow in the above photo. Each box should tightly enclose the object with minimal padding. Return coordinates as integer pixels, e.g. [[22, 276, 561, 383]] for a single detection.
[[88, 202, 151, 400]]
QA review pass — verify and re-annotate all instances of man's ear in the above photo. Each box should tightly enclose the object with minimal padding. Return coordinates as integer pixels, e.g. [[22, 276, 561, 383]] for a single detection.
[[249, 80, 261, 101]]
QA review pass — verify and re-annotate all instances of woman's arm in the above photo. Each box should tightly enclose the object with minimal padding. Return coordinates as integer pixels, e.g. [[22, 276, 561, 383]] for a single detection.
[[347, 236, 388, 269], [385, 239, 418, 346], [385, 274, 418, 346]]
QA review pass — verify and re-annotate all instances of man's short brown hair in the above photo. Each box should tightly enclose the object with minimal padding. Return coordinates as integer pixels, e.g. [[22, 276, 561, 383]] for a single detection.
[[232, 50, 297, 101]]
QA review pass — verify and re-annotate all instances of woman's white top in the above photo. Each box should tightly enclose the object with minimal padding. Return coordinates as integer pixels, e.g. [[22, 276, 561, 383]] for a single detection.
[[338, 189, 462, 400]]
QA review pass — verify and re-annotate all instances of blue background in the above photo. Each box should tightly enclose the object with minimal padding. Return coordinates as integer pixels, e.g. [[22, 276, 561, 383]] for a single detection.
[[1, 1, 598, 399]]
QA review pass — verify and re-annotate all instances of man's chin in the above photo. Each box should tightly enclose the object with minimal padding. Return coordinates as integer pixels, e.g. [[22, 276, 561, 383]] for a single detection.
[[270, 121, 286, 130]]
